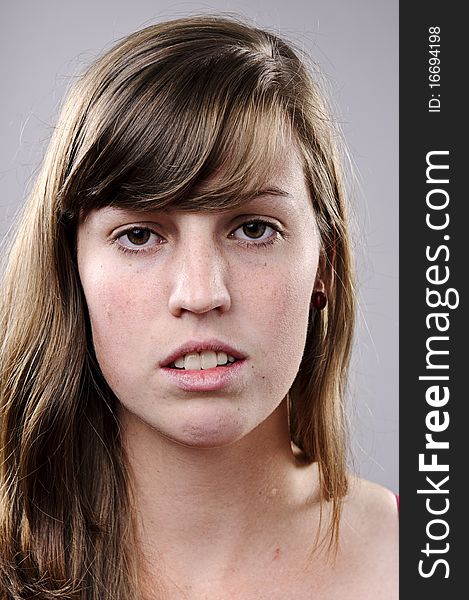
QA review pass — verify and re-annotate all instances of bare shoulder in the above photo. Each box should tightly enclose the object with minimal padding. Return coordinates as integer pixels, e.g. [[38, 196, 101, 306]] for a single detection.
[[333, 475, 399, 598], [343, 475, 399, 530]]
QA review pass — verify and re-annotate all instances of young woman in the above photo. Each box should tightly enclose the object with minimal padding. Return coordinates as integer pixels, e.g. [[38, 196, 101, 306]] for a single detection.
[[0, 15, 398, 599]]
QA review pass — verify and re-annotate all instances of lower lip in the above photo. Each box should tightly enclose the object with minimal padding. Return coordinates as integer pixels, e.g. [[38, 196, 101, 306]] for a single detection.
[[161, 360, 247, 392]]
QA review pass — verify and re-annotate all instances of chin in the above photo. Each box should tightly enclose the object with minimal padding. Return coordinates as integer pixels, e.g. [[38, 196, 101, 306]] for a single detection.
[[163, 407, 248, 449]]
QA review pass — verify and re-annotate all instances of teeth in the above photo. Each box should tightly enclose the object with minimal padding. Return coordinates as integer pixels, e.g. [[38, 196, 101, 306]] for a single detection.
[[181, 352, 203, 370], [216, 351, 228, 365], [202, 352, 218, 369], [171, 350, 237, 370]]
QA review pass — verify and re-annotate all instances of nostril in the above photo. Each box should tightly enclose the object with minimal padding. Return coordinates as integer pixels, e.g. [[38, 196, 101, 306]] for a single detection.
[[169, 286, 231, 316]]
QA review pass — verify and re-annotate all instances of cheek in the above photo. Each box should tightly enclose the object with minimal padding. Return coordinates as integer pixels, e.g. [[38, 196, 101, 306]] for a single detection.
[[266, 279, 313, 366], [89, 282, 162, 408], [259, 250, 316, 326], [240, 255, 317, 389], [80, 265, 154, 370]]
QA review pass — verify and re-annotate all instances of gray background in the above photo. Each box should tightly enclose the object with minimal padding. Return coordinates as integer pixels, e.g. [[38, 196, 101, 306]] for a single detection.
[[0, 0, 398, 493]]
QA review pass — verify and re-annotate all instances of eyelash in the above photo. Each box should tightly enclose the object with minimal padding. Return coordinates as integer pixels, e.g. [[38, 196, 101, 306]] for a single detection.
[[230, 219, 282, 249], [113, 218, 283, 255]]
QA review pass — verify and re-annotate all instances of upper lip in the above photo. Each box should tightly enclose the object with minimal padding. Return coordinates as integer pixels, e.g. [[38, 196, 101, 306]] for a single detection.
[[160, 338, 248, 367]]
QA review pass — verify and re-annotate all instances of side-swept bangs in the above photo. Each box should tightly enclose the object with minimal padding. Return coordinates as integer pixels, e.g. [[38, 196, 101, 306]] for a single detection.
[[58, 21, 299, 220]]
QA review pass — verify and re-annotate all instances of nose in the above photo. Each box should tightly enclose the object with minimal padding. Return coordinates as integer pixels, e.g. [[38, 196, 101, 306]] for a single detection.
[[167, 234, 232, 317]]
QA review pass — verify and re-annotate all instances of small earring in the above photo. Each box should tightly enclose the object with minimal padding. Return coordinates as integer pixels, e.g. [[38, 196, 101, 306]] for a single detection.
[[311, 291, 327, 311]]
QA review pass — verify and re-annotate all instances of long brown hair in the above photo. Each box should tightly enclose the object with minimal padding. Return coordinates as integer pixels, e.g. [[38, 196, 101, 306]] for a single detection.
[[0, 15, 355, 598]]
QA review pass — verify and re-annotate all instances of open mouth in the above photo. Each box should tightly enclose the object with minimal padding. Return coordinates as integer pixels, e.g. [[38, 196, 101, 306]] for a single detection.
[[167, 354, 240, 370], [161, 355, 246, 392]]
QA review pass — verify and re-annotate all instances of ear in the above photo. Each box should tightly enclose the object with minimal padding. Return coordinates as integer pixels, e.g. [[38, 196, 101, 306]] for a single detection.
[[314, 245, 334, 295]]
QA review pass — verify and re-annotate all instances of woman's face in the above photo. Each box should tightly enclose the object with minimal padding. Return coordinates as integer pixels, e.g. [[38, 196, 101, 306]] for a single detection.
[[77, 146, 322, 448]]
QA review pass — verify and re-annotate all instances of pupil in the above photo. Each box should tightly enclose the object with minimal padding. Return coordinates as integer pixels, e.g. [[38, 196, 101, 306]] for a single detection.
[[128, 229, 150, 245], [244, 222, 265, 239]]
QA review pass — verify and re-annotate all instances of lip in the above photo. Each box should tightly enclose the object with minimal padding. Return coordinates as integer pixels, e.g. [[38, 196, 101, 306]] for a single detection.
[[159, 338, 248, 368], [161, 359, 247, 392]]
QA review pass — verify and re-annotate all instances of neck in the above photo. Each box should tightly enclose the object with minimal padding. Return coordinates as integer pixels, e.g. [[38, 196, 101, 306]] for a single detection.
[[119, 398, 319, 587]]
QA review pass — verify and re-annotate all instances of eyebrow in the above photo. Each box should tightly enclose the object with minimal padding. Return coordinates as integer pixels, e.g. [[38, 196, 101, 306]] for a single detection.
[[249, 186, 292, 201], [95, 187, 293, 224]]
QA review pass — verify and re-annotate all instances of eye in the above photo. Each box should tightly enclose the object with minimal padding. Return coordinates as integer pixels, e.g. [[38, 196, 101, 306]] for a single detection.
[[115, 227, 160, 252], [231, 219, 281, 247]]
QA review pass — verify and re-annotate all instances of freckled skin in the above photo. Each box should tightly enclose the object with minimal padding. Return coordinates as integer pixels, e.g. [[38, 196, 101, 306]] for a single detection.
[[77, 148, 321, 449]]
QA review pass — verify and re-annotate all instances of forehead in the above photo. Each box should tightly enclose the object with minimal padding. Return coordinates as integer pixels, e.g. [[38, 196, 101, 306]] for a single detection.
[[78, 142, 313, 225], [77, 151, 319, 237], [195, 143, 308, 196]]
